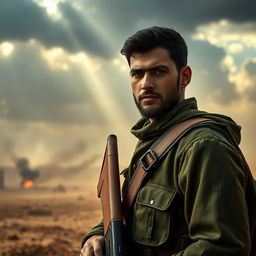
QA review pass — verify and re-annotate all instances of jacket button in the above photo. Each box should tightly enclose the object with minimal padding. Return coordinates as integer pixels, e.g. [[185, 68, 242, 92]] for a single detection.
[[150, 200, 155, 205], [132, 164, 137, 170]]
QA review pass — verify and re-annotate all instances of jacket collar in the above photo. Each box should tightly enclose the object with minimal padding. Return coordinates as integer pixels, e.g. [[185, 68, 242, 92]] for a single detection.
[[131, 97, 199, 141]]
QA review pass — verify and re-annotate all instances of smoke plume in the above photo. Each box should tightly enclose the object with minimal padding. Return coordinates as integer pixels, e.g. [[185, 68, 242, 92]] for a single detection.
[[16, 157, 40, 181]]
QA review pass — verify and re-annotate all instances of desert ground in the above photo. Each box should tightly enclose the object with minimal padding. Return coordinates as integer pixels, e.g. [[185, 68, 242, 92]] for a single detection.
[[0, 188, 102, 256]]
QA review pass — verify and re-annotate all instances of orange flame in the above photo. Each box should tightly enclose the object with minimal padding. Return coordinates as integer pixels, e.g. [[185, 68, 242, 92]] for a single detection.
[[22, 179, 34, 189]]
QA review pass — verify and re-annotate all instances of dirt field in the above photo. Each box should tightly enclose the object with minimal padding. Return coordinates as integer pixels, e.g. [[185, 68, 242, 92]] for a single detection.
[[0, 188, 102, 256]]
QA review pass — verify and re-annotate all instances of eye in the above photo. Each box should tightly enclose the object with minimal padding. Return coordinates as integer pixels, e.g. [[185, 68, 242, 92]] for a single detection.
[[131, 70, 144, 79], [155, 68, 166, 75]]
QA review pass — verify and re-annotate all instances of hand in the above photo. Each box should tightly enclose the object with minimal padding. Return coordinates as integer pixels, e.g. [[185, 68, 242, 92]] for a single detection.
[[80, 235, 105, 256]]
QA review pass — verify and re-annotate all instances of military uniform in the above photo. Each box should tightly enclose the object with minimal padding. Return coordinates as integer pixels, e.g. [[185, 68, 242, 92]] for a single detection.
[[82, 98, 255, 256]]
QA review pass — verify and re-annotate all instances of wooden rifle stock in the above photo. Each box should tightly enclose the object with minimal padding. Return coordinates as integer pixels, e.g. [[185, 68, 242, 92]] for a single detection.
[[97, 135, 125, 256]]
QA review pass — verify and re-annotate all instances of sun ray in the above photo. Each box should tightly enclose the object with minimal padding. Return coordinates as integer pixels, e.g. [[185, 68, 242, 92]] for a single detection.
[[32, 0, 64, 17], [75, 53, 131, 133], [42, 6, 133, 136]]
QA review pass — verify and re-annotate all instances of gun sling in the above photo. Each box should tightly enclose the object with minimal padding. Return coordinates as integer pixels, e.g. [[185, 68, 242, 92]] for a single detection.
[[122, 117, 213, 218]]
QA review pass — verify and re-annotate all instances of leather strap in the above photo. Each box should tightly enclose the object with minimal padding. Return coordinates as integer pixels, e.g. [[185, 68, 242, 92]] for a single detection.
[[122, 117, 213, 218]]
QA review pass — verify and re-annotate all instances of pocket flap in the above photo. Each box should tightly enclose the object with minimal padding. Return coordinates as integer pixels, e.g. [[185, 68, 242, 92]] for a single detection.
[[137, 184, 177, 211]]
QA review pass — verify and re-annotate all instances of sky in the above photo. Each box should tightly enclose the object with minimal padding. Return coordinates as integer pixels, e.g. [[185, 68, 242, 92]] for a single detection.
[[0, 0, 256, 189]]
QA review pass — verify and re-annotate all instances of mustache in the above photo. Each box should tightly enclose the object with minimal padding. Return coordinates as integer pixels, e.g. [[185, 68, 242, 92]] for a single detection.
[[138, 91, 162, 101]]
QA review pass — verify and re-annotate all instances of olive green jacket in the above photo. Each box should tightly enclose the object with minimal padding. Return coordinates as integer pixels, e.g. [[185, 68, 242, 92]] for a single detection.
[[82, 98, 255, 255]]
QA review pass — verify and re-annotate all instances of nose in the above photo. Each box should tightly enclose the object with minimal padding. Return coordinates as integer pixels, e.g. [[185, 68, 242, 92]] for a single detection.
[[141, 72, 154, 90]]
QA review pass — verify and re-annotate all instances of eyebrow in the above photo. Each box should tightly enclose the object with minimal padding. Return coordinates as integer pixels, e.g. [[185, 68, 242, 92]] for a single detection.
[[130, 64, 170, 75]]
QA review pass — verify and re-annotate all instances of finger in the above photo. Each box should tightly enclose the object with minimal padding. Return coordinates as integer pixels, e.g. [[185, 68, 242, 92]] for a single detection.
[[93, 244, 103, 256], [81, 245, 93, 256], [80, 248, 86, 256]]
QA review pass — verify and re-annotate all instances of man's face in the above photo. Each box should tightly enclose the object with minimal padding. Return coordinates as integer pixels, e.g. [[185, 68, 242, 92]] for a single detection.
[[129, 47, 187, 121]]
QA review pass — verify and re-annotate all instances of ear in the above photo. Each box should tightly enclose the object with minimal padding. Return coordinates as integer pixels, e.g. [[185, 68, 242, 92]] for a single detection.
[[180, 66, 192, 89]]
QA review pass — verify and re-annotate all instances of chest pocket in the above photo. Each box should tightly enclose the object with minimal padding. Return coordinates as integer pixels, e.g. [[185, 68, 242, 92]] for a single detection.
[[131, 183, 177, 246]]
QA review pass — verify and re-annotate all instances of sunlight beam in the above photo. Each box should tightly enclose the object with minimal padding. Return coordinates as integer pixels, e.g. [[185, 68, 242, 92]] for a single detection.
[[76, 53, 131, 133], [43, 6, 132, 135], [0, 42, 15, 57]]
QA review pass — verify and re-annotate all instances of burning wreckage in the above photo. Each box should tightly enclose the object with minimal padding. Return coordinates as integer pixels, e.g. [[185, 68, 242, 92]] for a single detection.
[[16, 158, 40, 189]]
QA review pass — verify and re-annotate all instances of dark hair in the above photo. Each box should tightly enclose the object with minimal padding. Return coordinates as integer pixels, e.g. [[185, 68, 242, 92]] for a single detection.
[[120, 26, 188, 71]]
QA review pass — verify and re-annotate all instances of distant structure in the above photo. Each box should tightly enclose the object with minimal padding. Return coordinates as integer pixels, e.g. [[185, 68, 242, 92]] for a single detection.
[[0, 169, 5, 190]]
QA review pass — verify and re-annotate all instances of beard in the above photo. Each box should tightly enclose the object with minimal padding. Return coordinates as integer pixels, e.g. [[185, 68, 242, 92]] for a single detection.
[[134, 75, 181, 119]]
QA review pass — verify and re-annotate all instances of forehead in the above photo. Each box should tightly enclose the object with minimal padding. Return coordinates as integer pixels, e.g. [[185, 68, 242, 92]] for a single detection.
[[129, 47, 174, 69]]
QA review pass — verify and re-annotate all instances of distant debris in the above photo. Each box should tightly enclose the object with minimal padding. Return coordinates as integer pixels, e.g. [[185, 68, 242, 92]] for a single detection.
[[77, 195, 85, 201], [53, 184, 66, 193], [8, 234, 20, 241], [27, 209, 52, 216]]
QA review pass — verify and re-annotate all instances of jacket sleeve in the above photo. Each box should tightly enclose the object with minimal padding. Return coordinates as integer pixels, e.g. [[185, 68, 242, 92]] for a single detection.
[[81, 220, 104, 248], [173, 136, 251, 256]]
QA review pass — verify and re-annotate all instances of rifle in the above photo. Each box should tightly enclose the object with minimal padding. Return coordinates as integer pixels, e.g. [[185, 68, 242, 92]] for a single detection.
[[97, 135, 125, 256]]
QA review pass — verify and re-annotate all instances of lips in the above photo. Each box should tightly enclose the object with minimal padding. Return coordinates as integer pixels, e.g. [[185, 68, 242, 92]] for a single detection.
[[139, 92, 161, 103], [141, 95, 158, 100]]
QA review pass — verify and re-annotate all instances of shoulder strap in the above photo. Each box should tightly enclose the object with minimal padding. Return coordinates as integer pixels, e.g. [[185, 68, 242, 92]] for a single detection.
[[122, 117, 213, 217]]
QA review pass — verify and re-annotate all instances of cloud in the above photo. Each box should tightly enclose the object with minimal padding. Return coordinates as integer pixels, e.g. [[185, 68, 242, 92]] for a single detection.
[[37, 140, 100, 183], [0, 41, 107, 124], [73, 0, 256, 43], [0, 0, 112, 58], [227, 43, 244, 54], [188, 40, 238, 104], [191, 19, 256, 104], [1, 0, 256, 59], [0, 118, 108, 167], [193, 20, 256, 51], [243, 60, 256, 101], [229, 59, 256, 101], [1, 137, 100, 185]]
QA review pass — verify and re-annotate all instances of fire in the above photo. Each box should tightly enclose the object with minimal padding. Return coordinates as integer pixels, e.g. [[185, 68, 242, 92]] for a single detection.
[[22, 179, 34, 189]]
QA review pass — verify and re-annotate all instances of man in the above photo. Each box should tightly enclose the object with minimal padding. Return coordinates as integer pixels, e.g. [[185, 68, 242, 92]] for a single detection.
[[81, 26, 256, 256]]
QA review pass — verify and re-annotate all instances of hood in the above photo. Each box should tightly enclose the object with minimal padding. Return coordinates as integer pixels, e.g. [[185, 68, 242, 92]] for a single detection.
[[131, 97, 241, 147]]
